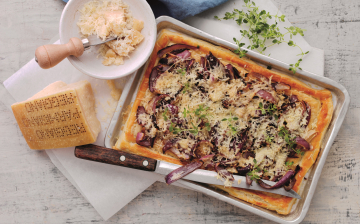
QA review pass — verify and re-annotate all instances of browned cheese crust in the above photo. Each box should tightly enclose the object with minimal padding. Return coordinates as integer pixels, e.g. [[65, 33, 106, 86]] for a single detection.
[[114, 29, 333, 214]]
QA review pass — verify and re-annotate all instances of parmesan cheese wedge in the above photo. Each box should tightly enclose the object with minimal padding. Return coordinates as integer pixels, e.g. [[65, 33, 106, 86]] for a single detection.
[[11, 80, 101, 150]]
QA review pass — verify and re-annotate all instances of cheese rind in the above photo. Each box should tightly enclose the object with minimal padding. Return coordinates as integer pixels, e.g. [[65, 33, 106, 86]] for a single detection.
[[11, 80, 101, 150]]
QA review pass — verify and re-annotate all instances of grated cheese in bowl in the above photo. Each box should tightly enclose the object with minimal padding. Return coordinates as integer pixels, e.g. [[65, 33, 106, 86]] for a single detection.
[[77, 0, 144, 66]]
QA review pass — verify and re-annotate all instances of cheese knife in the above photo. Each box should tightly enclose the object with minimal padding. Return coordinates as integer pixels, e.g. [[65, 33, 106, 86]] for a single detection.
[[35, 35, 116, 69], [74, 144, 301, 199]]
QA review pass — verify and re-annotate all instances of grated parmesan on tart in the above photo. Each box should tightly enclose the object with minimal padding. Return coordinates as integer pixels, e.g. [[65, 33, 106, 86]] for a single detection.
[[114, 29, 333, 215]]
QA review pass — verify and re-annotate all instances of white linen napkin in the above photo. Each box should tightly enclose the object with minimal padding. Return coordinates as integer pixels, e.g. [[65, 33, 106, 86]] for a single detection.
[[3, 0, 324, 220]]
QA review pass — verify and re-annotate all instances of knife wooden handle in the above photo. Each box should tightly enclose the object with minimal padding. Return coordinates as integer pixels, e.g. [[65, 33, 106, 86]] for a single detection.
[[74, 144, 157, 171], [35, 37, 84, 69]]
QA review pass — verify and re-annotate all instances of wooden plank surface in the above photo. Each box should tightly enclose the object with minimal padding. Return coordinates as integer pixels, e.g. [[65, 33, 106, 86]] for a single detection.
[[0, 0, 359, 223]]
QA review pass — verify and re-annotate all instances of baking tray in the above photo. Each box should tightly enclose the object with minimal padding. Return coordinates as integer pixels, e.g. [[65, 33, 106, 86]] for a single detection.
[[105, 16, 350, 224]]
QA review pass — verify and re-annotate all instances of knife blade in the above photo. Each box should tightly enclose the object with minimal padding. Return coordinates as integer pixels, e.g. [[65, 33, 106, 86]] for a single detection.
[[74, 144, 301, 199]]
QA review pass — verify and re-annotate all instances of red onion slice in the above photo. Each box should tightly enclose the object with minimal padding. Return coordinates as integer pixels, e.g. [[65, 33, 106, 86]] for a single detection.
[[272, 82, 291, 91], [200, 57, 208, 71], [257, 170, 295, 189], [165, 160, 203, 185], [225, 64, 235, 80], [186, 59, 195, 72], [136, 106, 147, 126], [290, 95, 298, 103], [136, 132, 154, 147], [284, 177, 296, 191], [176, 50, 191, 59], [305, 102, 311, 128], [199, 154, 215, 161], [242, 151, 255, 159], [295, 136, 311, 150], [237, 165, 251, 176], [256, 90, 276, 103], [206, 52, 223, 70], [149, 66, 159, 92], [151, 94, 170, 112], [159, 56, 176, 66], [166, 104, 178, 115], [249, 72, 269, 82], [246, 174, 253, 185], [157, 44, 197, 58], [215, 163, 235, 181], [163, 139, 179, 153]]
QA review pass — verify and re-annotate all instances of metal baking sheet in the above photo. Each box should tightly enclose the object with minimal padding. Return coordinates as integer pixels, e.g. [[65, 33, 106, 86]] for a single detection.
[[105, 16, 350, 224]]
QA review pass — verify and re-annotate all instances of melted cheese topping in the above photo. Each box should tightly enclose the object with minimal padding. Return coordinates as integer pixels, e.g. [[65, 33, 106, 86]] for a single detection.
[[138, 49, 315, 182]]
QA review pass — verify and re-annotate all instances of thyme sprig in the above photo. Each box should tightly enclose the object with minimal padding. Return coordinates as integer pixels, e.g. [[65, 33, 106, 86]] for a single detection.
[[214, 0, 308, 73], [222, 116, 239, 135], [278, 126, 304, 156], [259, 102, 277, 116]]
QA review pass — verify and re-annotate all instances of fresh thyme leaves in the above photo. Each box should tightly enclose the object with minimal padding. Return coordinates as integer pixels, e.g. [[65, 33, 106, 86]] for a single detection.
[[182, 82, 190, 94], [265, 135, 274, 143], [215, 0, 307, 73], [259, 102, 277, 116], [176, 68, 186, 76], [285, 161, 294, 167], [279, 127, 304, 155], [173, 105, 210, 135], [247, 159, 261, 180], [169, 122, 181, 135], [204, 122, 211, 131], [162, 107, 169, 121], [182, 107, 190, 118], [222, 117, 240, 135]]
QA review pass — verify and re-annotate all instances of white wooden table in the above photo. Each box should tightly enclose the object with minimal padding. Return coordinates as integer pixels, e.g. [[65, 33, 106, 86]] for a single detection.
[[1, 0, 359, 223]]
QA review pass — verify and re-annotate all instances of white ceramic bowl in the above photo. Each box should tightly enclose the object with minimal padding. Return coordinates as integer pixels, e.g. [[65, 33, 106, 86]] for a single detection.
[[59, 0, 156, 79]]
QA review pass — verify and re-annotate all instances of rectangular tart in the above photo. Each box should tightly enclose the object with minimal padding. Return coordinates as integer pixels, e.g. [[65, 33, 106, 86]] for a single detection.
[[114, 29, 333, 214]]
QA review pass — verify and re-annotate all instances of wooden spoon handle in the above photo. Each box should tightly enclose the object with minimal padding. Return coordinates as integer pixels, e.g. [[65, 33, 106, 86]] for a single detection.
[[74, 144, 157, 172], [35, 37, 84, 69]]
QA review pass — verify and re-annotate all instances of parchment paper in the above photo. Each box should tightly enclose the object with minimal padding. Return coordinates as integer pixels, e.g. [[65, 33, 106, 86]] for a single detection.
[[3, 0, 324, 220]]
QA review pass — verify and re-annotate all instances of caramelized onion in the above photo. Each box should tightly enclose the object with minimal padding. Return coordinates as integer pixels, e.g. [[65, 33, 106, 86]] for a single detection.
[[295, 136, 311, 150], [246, 174, 253, 185], [166, 104, 178, 115], [157, 44, 197, 58], [149, 66, 159, 92], [176, 50, 191, 59], [272, 82, 291, 91], [248, 72, 269, 82], [151, 94, 170, 112], [199, 154, 215, 161], [215, 163, 234, 181], [165, 160, 203, 184], [163, 139, 179, 153], [136, 132, 154, 147], [149, 65, 169, 92], [225, 64, 235, 80], [290, 95, 298, 103], [186, 59, 195, 72], [305, 102, 311, 128], [237, 165, 251, 176], [136, 106, 147, 126], [242, 151, 255, 159], [256, 90, 276, 103], [257, 170, 295, 189], [284, 177, 296, 191], [206, 52, 222, 69]]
